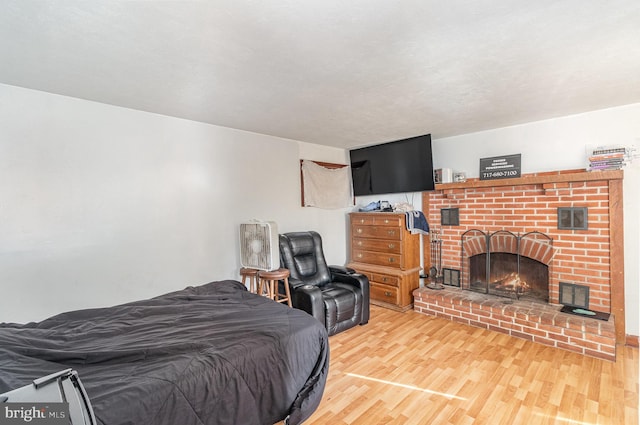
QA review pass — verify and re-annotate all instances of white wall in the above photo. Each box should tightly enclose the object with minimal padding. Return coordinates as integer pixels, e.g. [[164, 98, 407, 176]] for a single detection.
[[431, 103, 640, 336], [2, 84, 638, 336], [0, 84, 351, 323]]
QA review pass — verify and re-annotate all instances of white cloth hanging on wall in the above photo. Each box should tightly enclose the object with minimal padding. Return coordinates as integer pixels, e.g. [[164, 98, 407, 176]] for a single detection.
[[301, 160, 354, 209]]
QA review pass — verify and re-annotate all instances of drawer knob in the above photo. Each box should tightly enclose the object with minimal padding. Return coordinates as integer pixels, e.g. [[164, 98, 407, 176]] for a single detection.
[[388, 243, 395, 249], [388, 258, 395, 263], [382, 277, 388, 282], [384, 219, 390, 224], [357, 228, 363, 234], [357, 241, 363, 246], [387, 230, 396, 236], [384, 291, 392, 297], [359, 219, 365, 224], [357, 253, 363, 258]]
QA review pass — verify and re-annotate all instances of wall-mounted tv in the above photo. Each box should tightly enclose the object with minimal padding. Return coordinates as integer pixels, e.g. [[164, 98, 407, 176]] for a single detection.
[[349, 134, 435, 196]]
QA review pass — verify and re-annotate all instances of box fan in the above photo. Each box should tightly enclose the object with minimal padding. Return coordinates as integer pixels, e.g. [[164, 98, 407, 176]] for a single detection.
[[239, 221, 279, 271]]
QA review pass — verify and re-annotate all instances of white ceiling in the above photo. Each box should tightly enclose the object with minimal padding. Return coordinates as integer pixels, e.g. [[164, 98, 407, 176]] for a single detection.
[[1, 1, 639, 149]]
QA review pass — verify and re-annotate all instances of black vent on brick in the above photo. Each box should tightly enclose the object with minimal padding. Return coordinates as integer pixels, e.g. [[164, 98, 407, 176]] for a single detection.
[[559, 282, 590, 308]]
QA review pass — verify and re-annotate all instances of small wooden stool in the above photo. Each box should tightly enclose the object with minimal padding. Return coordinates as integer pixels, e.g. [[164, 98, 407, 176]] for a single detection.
[[258, 268, 292, 307], [239, 267, 259, 294]]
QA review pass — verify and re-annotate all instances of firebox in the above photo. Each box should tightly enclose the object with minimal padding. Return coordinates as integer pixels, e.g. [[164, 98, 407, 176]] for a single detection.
[[461, 230, 553, 302]]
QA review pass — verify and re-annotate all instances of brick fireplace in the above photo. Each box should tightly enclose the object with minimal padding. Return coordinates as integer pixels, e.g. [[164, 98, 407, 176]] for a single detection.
[[414, 169, 625, 361]]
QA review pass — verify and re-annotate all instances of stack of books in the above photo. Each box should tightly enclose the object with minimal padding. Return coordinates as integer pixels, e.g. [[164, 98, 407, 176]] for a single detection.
[[587, 146, 634, 171]]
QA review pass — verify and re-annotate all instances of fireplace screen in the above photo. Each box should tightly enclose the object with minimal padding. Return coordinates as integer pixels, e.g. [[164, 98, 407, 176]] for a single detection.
[[461, 230, 552, 302]]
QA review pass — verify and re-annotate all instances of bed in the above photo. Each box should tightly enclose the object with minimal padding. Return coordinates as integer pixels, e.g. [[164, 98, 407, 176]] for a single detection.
[[0, 280, 329, 425]]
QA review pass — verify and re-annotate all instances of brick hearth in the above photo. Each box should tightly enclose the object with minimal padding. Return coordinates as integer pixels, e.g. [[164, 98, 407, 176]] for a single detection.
[[414, 286, 616, 361]]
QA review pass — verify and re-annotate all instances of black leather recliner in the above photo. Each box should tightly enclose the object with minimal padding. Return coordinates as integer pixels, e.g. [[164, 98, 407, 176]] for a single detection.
[[279, 231, 370, 336]]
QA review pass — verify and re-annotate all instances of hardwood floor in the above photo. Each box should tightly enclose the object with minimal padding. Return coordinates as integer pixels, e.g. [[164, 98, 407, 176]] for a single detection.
[[304, 305, 638, 425]]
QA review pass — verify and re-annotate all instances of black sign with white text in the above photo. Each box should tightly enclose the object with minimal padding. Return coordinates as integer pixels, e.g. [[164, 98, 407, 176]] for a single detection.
[[479, 154, 521, 180]]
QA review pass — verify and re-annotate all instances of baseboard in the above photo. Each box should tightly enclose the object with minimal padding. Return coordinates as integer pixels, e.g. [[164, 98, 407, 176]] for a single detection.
[[625, 334, 639, 347], [370, 299, 413, 312]]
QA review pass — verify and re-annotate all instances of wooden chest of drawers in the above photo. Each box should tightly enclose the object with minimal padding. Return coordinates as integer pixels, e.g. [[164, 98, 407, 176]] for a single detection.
[[347, 212, 421, 312]]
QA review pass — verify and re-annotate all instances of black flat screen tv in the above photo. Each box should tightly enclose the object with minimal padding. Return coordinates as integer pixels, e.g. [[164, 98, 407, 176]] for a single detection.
[[349, 134, 435, 196]]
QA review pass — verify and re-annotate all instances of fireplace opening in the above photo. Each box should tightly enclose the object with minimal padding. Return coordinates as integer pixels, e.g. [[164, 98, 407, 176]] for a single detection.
[[461, 229, 553, 303], [469, 253, 549, 302]]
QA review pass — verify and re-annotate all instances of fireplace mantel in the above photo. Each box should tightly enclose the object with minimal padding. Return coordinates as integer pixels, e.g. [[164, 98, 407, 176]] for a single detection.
[[435, 169, 623, 191], [422, 168, 627, 347]]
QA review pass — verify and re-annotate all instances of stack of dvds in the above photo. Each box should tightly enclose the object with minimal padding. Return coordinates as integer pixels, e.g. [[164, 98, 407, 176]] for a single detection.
[[587, 146, 632, 171]]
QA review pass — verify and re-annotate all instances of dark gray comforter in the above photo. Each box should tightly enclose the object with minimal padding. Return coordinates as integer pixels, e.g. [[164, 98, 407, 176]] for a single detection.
[[0, 280, 329, 425]]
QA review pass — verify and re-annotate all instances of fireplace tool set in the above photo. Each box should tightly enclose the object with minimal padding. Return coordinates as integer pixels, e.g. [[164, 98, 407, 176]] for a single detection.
[[426, 229, 444, 290]]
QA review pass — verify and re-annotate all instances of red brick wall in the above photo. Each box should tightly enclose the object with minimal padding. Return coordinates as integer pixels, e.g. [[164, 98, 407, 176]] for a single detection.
[[425, 177, 612, 313]]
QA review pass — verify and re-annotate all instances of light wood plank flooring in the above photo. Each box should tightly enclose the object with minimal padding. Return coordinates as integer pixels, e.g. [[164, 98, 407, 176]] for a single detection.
[[304, 305, 638, 425]]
